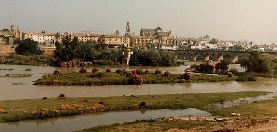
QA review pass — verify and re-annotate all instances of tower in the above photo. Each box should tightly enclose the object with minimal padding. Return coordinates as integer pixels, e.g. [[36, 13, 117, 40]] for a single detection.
[[125, 22, 130, 37]]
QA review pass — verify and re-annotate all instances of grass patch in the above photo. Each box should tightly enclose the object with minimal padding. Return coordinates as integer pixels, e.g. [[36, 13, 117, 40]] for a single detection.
[[34, 72, 237, 86], [0, 91, 267, 122], [0, 54, 52, 66], [77, 92, 277, 132]]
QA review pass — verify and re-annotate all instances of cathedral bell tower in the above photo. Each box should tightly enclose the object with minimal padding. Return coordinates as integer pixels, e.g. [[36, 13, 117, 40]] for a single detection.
[[125, 22, 130, 37]]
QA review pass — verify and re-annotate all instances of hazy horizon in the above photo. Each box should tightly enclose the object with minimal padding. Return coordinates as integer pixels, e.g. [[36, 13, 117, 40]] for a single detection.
[[1, 0, 277, 44]]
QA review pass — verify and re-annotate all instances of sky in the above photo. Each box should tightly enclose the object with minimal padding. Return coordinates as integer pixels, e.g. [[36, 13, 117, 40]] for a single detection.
[[1, 0, 277, 44]]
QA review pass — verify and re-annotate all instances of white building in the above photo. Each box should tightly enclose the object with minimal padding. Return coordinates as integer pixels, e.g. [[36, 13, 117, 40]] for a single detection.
[[24, 33, 56, 45], [33, 33, 56, 45]]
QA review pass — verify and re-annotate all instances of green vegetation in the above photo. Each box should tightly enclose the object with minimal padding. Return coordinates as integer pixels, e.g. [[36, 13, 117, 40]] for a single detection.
[[239, 52, 277, 74], [0, 54, 52, 66], [0, 92, 267, 122], [129, 50, 177, 66], [15, 38, 43, 55], [34, 71, 236, 86], [79, 91, 277, 132], [235, 72, 257, 81], [53, 37, 119, 66], [215, 59, 230, 72]]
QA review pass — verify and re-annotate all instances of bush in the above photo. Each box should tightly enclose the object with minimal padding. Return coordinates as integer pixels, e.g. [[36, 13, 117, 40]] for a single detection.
[[53, 69, 61, 74], [145, 70, 150, 74], [183, 70, 193, 80], [15, 39, 43, 55], [135, 69, 143, 75], [79, 67, 87, 73], [236, 73, 256, 81], [129, 75, 144, 85], [155, 69, 162, 75], [92, 68, 99, 73], [129, 50, 177, 66], [139, 102, 146, 108], [106, 69, 112, 73], [163, 71, 170, 77], [115, 69, 125, 74], [131, 70, 137, 75]]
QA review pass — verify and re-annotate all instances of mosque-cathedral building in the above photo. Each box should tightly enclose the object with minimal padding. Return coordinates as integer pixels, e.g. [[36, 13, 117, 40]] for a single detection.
[[1, 22, 177, 50]]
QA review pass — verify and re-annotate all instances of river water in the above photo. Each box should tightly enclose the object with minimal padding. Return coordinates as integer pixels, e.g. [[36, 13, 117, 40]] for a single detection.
[[0, 64, 277, 101], [0, 108, 211, 132], [0, 64, 276, 131]]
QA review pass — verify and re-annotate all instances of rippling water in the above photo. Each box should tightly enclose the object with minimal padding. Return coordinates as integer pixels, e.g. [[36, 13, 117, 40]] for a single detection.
[[0, 64, 276, 101], [0, 108, 212, 132]]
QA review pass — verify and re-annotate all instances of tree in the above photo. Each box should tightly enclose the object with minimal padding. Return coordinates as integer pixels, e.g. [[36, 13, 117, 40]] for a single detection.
[[53, 36, 79, 63], [209, 38, 218, 44], [239, 52, 276, 73], [216, 59, 230, 72], [129, 50, 177, 66], [15, 38, 43, 55]]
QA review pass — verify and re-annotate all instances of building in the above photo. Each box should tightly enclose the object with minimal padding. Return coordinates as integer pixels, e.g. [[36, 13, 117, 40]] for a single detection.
[[131, 26, 176, 48], [23, 32, 56, 45], [0, 25, 23, 45], [19, 22, 176, 50]]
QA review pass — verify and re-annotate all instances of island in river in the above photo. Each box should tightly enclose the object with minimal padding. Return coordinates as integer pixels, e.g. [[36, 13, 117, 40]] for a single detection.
[[34, 69, 237, 86]]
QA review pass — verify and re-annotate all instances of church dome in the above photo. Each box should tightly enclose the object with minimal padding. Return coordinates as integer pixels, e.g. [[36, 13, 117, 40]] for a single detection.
[[155, 26, 163, 32]]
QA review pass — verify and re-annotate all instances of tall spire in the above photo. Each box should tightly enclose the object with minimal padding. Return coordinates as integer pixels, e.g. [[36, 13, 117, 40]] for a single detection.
[[125, 22, 130, 36]]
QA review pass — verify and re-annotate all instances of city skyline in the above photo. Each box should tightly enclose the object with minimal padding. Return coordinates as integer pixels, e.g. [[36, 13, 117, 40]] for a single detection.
[[1, 0, 277, 44]]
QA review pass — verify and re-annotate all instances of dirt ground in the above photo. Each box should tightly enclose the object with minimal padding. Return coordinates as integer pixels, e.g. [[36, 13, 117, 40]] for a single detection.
[[165, 117, 277, 132], [0, 44, 15, 56]]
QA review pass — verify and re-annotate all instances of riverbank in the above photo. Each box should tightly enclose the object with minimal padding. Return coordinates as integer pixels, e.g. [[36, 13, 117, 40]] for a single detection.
[[0, 92, 267, 122], [0, 54, 52, 66], [34, 71, 236, 86], [79, 117, 277, 132], [78, 91, 277, 132]]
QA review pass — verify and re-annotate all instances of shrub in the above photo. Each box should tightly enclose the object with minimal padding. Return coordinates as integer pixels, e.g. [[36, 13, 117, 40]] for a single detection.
[[229, 69, 239, 75], [131, 70, 137, 75], [183, 70, 193, 80], [129, 75, 144, 85], [125, 72, 133, 77], [155, 69, 162, 74], [92, 68, 99, 73], [115, 69, 125, 74], [145, 70, 150, 74], [135, 69, 143, 75], [226, 72, 233, 77], [139, 102, 146, 108], [15, 38, 43, 55], [106, 69, 112, 73], [53, 69, 61, 74], [163, 71, 170, 77], [236, 74, 256, 81], [79, 67, 87, 73]]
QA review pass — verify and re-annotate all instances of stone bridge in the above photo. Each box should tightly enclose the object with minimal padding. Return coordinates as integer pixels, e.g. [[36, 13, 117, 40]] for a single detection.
[[170, 50, 277, 63]]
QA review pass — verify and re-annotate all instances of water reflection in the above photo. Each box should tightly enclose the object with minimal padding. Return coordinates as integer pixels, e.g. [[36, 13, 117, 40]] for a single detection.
[[0, 108, 212, 132], [0, 64, 276, 101]]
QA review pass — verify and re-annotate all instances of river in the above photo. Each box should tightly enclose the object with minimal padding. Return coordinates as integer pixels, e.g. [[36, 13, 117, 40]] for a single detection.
[[1, 64, 277, 101], [0, 108, 212, 132]]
